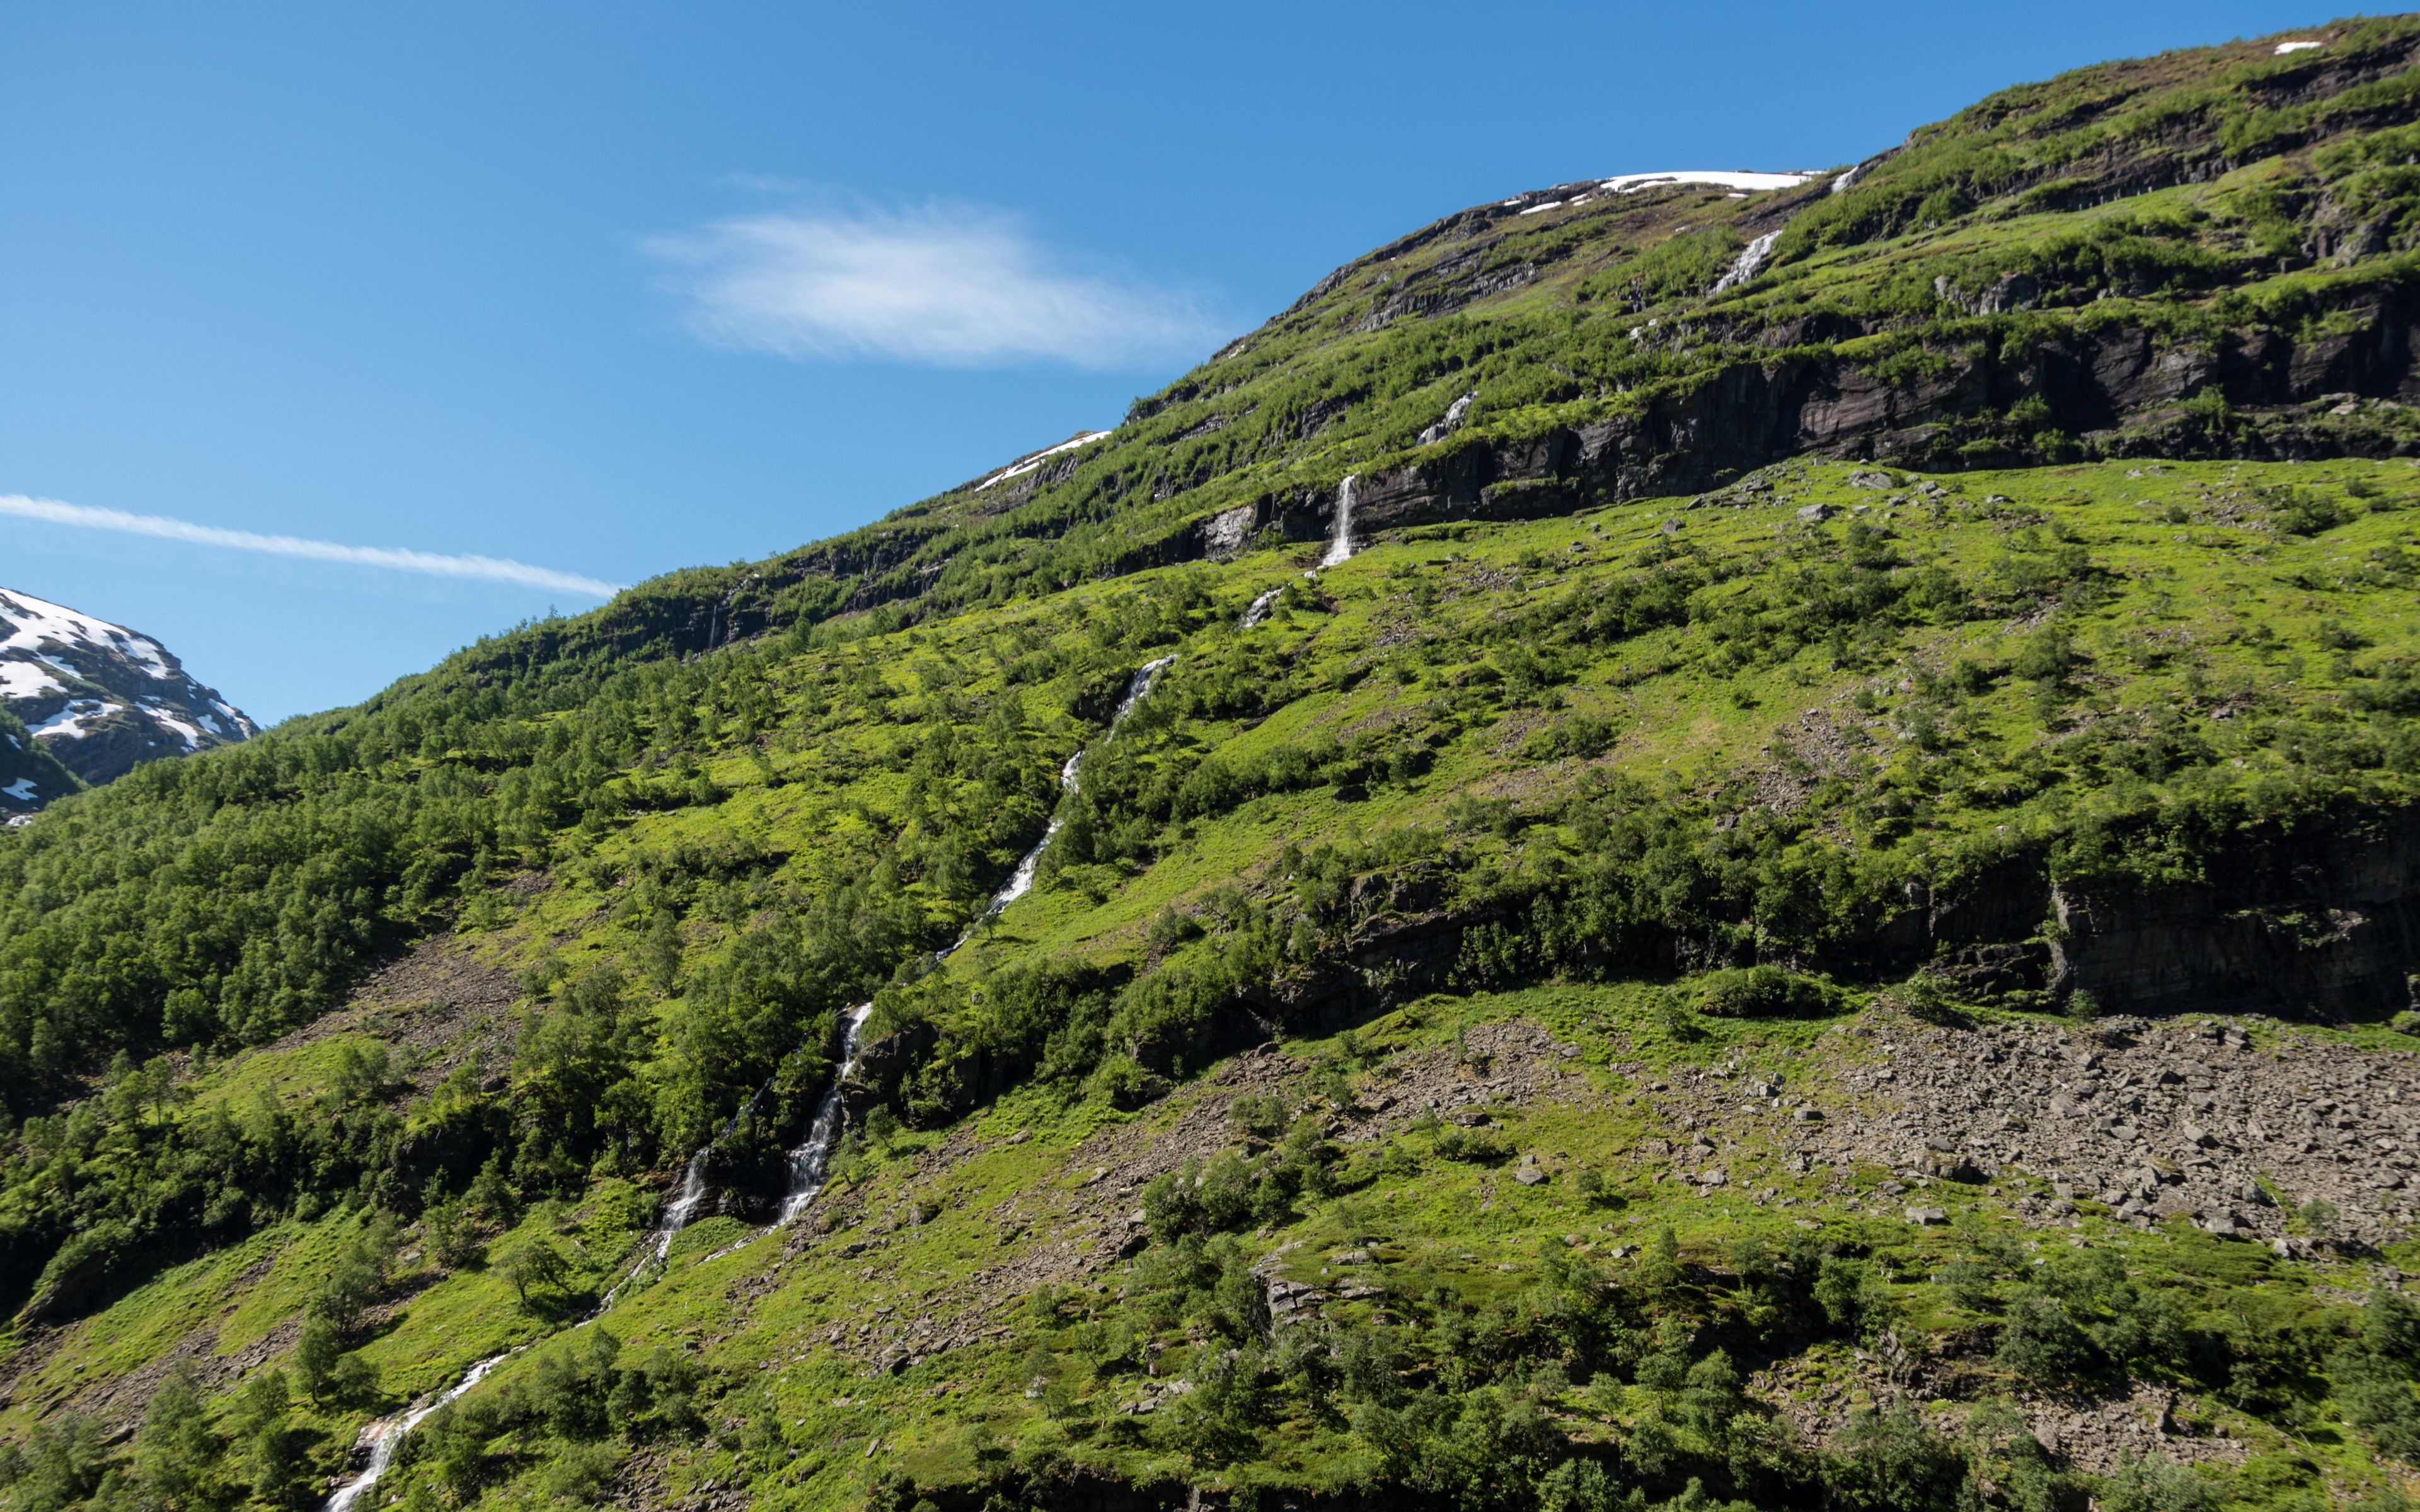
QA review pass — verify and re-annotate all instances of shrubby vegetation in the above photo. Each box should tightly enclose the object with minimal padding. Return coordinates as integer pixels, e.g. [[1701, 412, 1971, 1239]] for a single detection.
[[4, 450, 2416, 1511], [4, 20, 2420, 1510]]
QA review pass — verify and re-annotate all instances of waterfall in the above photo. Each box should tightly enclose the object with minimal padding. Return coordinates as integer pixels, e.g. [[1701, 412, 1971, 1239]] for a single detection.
[[1107, 656, 1176, 728], [322, 1346, 525, 1512], [969, 750, 1081, 928], [1239, 588, 1282, 629], [776, 1004, 875, 1223], [1712, 229, 1782, 294], [652, 1151, 711, 1261], [1318, 475, 1358, 568], [642, 1072, 786, 1263], [320, 656, 1184, 1510], [320, 1002, 866, 1509], [949, 654, 1174, 937]]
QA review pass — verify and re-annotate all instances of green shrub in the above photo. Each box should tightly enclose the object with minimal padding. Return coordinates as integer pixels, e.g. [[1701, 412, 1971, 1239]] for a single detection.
[[1694, 965, 1841, 1018], [1996, 1292, 2099, 1386], [2098, 1454, 2216, 1512], [1815, 1256, 1893, 1342], [1432, 1125, 1511, 1164]]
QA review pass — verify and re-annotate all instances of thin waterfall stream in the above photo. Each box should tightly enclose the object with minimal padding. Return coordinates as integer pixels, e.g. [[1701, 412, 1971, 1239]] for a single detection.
[[1317, 474, 1357, 568], [320, 656, 1179, 1512], [1235, 474, 1359, 631], [322, 1349, 523, 1512]]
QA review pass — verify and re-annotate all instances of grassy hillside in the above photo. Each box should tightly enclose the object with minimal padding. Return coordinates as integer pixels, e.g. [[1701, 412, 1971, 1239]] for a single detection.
[[4, 19, 2420, 1512]]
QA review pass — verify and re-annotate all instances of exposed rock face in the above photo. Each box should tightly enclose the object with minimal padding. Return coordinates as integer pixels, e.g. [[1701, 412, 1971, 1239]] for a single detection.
[[778, 1009, 2411, 1487], [0, 587, 256, 809], [1789, 1015, 2419, 1248], [1199, 295, 2420, 561], [1201, 503, 1258, 560], [1911, 809, 2420, 1016]]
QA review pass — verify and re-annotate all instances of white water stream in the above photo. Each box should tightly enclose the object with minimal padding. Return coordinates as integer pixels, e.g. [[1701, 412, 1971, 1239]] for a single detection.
[[320, 656, 1180, 1511], [1711, 229, 1782, 295], [323, 1348, 524, 1512], [1317, 474, 1358, 568], [941, 653, 1173, 948], [776, 1004, 877, 1223]]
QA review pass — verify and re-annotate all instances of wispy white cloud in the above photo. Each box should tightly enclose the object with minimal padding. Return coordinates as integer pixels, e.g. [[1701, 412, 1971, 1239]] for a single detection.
[[645, 203, 1221, 369], [0, 494, 623, 598]]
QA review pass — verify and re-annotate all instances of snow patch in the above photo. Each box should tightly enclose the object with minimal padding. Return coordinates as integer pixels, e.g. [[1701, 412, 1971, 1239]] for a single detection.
[[2275, 39, 2322, 53], [143, 703, 206, 750], [974, 431, 1112, 491], [0, 662, 62, 701], [33, 701, 121, 740], [0, 585, 259, 749], [0, 588, 172, 679], [2, 779, 36, 803], [1599, 170, 1818, 196]]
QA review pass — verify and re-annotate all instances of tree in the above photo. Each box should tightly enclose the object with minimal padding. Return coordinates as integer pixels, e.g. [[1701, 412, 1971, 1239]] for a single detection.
[[1997, 1292, 2098, 1387], [497, 1234, 570, 1309], [233, 1370, 308, 1509], [1835, 1400, 1968, 1512], [135, 1369, 227, 1512], [295, 1314, 344, 1401]]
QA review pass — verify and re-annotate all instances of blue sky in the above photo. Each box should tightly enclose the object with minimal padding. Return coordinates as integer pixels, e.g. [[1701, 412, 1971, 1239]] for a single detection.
[[0, 1, 2344, 723]]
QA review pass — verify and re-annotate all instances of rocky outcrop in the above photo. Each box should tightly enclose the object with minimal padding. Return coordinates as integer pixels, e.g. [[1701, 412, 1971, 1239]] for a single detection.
[[1218, 802, 2420, 1034], [1916, 808, 2420, 1016], [1143, 283, 2420, 572]]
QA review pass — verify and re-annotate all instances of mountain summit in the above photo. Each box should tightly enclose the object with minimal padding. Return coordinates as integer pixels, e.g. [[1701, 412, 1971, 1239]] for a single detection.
[[0, 587, 256, 815]]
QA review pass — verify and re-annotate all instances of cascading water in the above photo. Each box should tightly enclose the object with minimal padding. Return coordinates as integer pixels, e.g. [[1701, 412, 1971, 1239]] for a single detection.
[[964, 751, 1080, 932], [776, 1004, 875, 1223], [323, 1347, 524, 1512], [1711, 229, 1782, 294], [1239, 588, 1282, 629], [944, 654, 1173, 943], [322, 657, 1182, 1512], [1317, 474, 1358, 568], [652, 1149, 712, 1261]]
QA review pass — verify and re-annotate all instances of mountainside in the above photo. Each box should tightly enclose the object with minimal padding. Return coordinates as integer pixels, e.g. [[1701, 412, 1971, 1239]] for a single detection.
[[4, 20, 2420, 1512], [0, 587, 258, 815], [471, 18, 2420, 676]]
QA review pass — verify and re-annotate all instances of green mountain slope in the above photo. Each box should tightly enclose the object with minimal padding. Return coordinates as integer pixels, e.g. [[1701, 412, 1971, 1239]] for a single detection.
[[478, 16, 2420, 675], [4, 21, 2420, 1512]]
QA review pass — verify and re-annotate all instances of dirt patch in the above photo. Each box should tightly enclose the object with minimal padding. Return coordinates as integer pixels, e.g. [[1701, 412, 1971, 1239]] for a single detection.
[[1755, 1363, 2250, 1478], [253, 932, 522, 1092]]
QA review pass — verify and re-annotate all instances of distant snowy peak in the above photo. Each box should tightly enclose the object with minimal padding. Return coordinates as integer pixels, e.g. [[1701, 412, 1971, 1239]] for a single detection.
[[0, 587, 256, 806]]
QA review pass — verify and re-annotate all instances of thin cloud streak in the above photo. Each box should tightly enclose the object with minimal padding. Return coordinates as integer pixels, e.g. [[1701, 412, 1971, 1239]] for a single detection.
[[647, 203, 1222, 369], [0, 494, 624, 598]]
